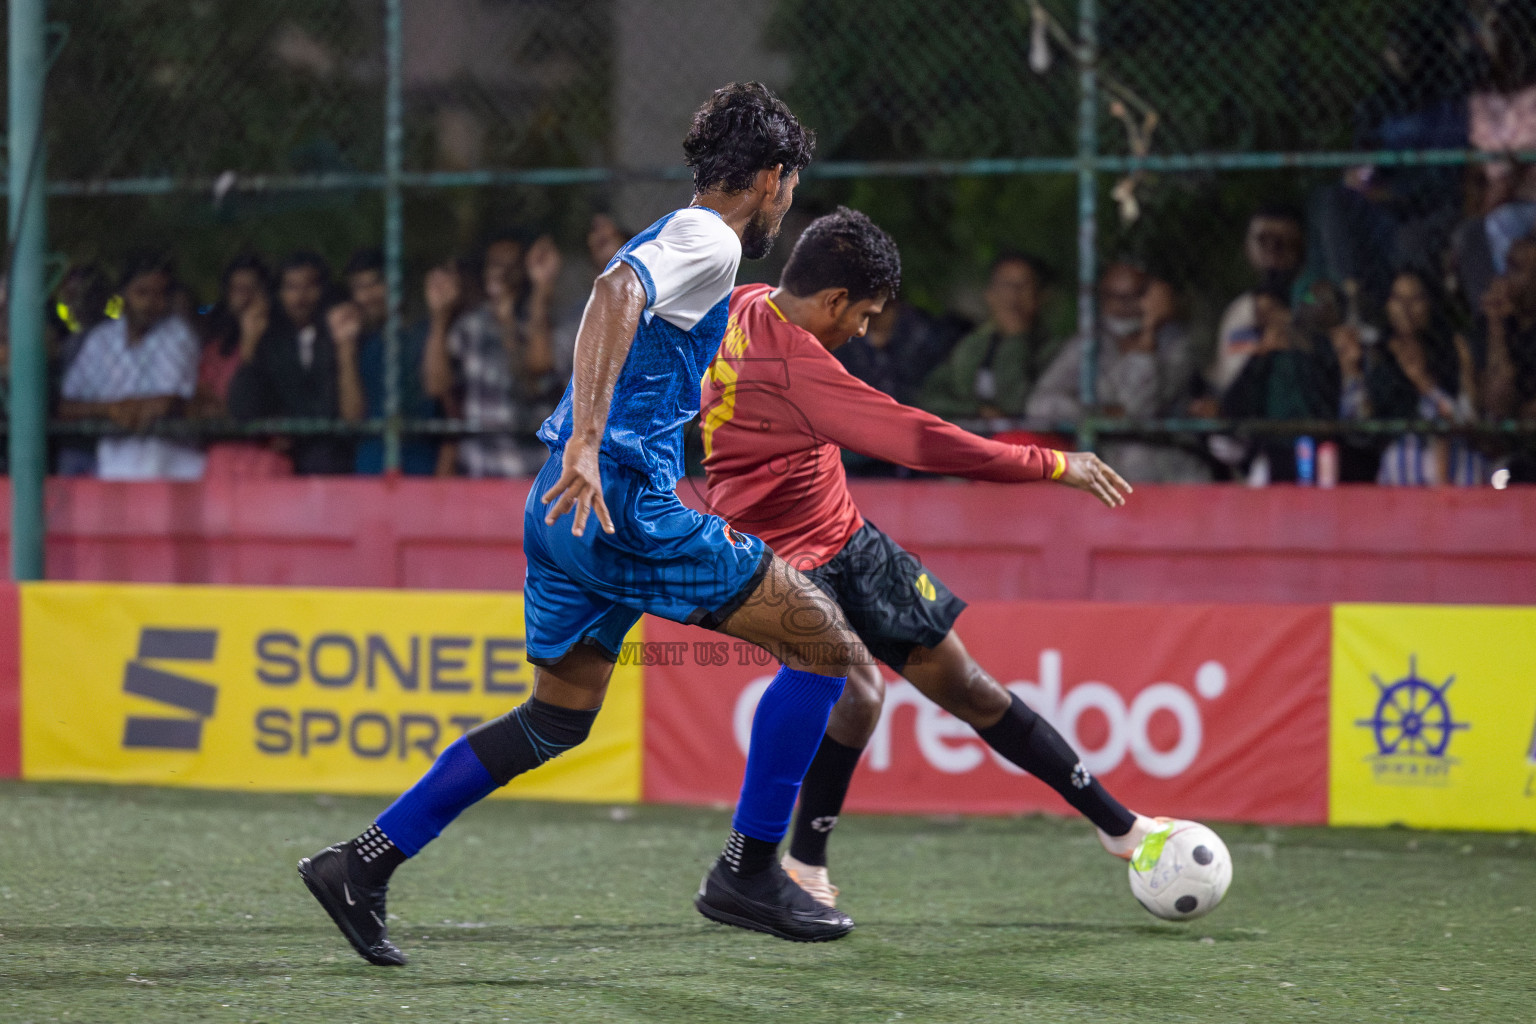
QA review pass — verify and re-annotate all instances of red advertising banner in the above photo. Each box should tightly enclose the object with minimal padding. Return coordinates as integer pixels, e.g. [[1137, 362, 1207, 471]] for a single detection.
[[0, 584, 18, 778], [643, 602, 1331, 824]]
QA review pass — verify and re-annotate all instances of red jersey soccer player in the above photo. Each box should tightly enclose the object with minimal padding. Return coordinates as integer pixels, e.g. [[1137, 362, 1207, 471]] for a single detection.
[[701, 207, 1167, 906]]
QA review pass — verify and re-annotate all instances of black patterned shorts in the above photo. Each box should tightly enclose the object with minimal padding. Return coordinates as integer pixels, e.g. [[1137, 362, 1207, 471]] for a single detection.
[[801, 521, 966, 671]]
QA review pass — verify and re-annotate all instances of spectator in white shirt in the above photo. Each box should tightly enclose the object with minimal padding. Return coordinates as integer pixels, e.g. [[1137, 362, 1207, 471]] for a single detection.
[[58, 254, 204, 481]]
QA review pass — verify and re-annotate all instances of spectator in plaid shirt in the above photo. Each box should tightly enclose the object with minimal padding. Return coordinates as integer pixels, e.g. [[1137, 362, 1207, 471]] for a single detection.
[[423, 232, 560, 477], [57, 253, 205, 481]]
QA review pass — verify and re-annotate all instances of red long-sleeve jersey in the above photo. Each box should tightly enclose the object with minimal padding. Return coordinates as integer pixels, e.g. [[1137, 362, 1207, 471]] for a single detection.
[[700, 284, 1060, 567]]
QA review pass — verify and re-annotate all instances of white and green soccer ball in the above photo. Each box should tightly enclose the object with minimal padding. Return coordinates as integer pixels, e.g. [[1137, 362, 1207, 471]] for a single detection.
[[1127, 820, 1232, 921]]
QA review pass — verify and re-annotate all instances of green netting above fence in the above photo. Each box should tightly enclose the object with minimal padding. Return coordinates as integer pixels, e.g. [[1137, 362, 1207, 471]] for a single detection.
[[6, 0, 1536, 511], [1094, 0, 1532, 156], [31, 0, 1536, 187], [46, 2, 382, 181]]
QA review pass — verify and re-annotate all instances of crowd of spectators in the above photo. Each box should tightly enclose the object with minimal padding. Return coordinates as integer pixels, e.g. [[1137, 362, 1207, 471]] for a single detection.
[[1205, 198, 1536, 486], [30, 213, 638, 484], [835, 191, 1534, 486], [9, 3, 1536, 489], [24, 182, 1536, 488], [36, 223, 562, 482]]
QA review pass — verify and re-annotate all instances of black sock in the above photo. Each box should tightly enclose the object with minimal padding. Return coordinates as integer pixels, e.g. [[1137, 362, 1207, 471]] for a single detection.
[[722, 829, 778, 877], [788, 734, 863, 867], [466, 697, 600, 786], [349, 823, 407, 887], [976, 693, 1136, 836]]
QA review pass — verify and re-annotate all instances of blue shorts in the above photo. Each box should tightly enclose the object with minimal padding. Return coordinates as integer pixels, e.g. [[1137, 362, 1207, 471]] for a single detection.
[[523, 451, 772, 665]]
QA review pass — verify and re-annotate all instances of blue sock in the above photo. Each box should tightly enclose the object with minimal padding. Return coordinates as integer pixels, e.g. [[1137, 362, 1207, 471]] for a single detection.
[[731, 665, 848, 843], [375, 736, 497, 857]]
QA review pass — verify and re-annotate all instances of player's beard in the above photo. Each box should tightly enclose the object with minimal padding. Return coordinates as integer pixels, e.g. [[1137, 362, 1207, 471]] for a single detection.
[[741, 209, 780, 260]]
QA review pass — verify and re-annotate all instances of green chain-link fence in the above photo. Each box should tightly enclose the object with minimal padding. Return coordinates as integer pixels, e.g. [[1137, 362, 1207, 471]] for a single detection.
[[8, 0, 1536, 569]]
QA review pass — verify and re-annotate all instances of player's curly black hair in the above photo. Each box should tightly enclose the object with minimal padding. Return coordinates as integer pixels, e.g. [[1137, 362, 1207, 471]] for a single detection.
[[780, 206, 901, 303], [683, 82, 815, 195]]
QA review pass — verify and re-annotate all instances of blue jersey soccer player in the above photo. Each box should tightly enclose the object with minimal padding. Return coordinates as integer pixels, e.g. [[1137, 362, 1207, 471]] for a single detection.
[[301, 83, 868, 966]]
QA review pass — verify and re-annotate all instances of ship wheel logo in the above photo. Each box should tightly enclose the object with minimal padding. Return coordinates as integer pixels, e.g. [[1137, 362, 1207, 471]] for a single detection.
[[1356, 655, 1469, 759]]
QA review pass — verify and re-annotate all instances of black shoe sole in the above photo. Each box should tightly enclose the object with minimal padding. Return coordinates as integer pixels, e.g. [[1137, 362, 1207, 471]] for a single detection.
[[297, 858, 407, 967], [693, 894, 854, 943]]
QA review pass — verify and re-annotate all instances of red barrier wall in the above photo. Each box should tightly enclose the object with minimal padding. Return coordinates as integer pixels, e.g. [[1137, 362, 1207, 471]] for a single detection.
[[643, 603, 1332, 823], [0, 584, 19, 778], [24, 477, 531, 590], [5, 477, 1533, 604], [812, 480, 1536, 604]]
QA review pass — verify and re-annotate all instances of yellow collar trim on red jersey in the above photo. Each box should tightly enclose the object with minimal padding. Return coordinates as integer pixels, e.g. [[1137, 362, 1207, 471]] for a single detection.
[[763, 294, 789, 323]]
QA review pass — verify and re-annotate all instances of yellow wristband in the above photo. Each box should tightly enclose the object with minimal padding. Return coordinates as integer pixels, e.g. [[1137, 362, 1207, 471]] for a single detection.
[[1050, 450, 1067, 480]]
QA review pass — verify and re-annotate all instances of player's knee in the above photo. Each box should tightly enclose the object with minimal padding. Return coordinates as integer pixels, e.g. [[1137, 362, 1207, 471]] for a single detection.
[[830, 662, 885, 739], [783, 636, 860, 677], [815, 628, 862, 675], [936, 662, 1014, 727], [466, 697, 600, 787], [781, 587, 863, 675]]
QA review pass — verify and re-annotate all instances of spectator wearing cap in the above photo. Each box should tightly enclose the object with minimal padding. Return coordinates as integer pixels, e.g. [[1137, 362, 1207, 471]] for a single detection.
[[920, 253, 1056, 421], [58, 253, 205, 480]]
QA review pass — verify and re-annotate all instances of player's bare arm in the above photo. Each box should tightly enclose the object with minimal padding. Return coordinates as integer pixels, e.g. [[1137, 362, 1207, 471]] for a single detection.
[[1058, 450, 1133, 509], [542, 160, 792, 539], [540, 261, 648, 536], [720, 213, 1133, 515]]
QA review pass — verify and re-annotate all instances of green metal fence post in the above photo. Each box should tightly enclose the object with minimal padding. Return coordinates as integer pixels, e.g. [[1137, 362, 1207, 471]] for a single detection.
[[1075, 0, 1098, 451], [9, 0, 48, 580], [382, 0, 404, 474]]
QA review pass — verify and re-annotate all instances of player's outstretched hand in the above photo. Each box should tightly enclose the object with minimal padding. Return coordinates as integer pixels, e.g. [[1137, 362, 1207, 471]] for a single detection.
[[542, 437, 615, 537], [1059, 451, 1133, 508]]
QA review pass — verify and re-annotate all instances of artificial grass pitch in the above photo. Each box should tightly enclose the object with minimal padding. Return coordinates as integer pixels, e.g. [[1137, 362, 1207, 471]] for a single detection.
[[0, 782, 1530, 1024]]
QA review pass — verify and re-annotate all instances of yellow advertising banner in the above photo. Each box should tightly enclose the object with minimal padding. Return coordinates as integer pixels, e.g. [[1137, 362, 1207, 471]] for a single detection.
[[21, 583, 641, 802], [1330, 604, 1536, 831]]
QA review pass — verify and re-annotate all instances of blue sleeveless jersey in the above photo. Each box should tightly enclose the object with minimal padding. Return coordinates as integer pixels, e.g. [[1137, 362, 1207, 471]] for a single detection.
[[538, 206, 741, 491]]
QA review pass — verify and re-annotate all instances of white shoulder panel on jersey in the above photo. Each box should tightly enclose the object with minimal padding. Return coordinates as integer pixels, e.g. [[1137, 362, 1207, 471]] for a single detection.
[[620, 208, 741, 331]]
